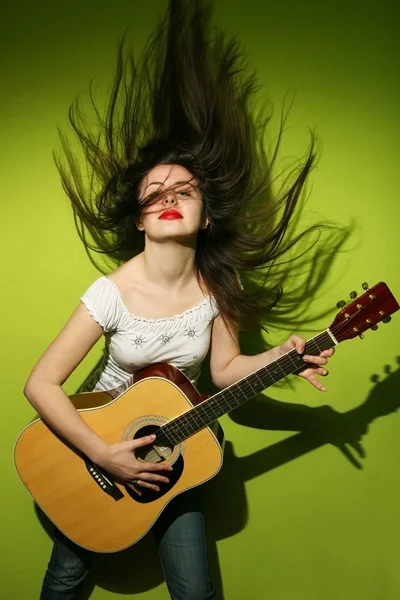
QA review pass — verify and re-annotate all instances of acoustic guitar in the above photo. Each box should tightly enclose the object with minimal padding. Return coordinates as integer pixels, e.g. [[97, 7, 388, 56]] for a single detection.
[[14, 282, 399, 553]]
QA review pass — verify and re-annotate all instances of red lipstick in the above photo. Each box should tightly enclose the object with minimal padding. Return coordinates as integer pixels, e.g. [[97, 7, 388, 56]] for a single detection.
[[159, 209, 183, 220]]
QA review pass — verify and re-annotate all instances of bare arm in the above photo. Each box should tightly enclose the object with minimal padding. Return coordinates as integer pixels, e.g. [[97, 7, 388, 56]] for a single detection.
[[24, 303, 172, 492], [209, 315, 332, 391], [209, 316, 281, 389], [24, 303, 110, 463]]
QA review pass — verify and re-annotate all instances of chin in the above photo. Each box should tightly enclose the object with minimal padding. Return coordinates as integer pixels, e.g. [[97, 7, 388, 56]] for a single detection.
[[146, 230, 198, 244]]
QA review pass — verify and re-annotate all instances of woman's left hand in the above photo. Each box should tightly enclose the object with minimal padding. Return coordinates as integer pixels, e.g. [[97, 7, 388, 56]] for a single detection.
[[278, 334, 335, 392]]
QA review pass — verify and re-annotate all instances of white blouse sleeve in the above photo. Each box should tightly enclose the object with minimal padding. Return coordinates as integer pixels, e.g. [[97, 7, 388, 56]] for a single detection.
[[80, 277, 121, 332]]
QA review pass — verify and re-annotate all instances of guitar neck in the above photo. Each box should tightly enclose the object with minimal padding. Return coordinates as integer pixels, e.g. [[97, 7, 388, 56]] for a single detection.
[[161, 329, 337, 445]]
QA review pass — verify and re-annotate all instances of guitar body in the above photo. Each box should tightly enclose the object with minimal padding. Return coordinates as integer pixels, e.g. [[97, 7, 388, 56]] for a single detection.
[[14, 365, 224, 553]]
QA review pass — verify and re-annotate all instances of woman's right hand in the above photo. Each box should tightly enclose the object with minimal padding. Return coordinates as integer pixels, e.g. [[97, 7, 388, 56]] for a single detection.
[[98, 434, 173, 496]]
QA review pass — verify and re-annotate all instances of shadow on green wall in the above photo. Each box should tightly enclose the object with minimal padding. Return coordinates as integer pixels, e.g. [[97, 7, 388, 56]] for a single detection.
[[33, 355, 399, 598]]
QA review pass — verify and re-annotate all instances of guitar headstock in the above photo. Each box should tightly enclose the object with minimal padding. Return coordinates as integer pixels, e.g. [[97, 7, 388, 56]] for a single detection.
[[329, 282, 399, 343]]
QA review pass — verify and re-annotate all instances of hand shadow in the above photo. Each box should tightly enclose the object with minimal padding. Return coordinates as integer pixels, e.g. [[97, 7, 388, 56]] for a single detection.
[[203, 356, 400, 542]]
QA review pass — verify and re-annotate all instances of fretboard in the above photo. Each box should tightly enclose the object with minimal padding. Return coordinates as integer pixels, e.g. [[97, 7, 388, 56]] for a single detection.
[[158, 330, 337, 446]]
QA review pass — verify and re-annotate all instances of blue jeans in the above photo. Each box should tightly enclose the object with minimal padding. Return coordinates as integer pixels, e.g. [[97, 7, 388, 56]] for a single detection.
[[40, 490, 216, 600]]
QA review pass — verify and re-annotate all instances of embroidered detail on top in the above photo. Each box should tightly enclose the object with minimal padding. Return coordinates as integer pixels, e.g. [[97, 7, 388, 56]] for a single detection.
[[131, 335, 146, 348], [184, 327, 199, 341]]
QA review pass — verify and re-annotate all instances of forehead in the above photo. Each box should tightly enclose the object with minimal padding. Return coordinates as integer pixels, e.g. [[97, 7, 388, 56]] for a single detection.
[[142, 164, 194, 189]]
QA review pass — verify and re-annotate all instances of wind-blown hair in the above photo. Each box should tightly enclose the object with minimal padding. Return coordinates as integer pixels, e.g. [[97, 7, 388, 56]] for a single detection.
[[54, 0, 339, 332]]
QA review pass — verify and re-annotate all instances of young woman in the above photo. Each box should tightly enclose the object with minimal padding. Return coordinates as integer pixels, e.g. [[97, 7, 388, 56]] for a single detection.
[[24, 1, 335, 598]]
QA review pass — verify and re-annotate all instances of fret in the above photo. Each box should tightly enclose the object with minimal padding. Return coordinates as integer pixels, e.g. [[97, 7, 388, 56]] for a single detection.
[[286, 350, 297, 369], [223, 387, 241, 409], [189, 410, 208, 428], [155, 428, 173, 447], [234, 384, 249, 402], [180, 411, 198, 433], [257, 369, 276, 388], [203, 397, 220, 419], [275, 357, 290, 377], [266, 364, 281, 382], [166, 419, 192, 440], [251, 371, 266, 393], [164, 421, 179, 437], [174, 412, 191, 432], [306, 340, 321, 355], [286, 350, 303, 371], [161, 426, 179, 446], [165, 430, 181, 446], [238, 378, 259, 397], [246, 374, 264, 394]]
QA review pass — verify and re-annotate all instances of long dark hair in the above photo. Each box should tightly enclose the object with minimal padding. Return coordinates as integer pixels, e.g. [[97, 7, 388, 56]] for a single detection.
[[54, 0, 343, 332]]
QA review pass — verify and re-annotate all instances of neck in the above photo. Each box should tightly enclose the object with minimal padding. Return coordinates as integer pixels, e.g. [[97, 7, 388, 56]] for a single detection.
[[142, 239, 197, 288]]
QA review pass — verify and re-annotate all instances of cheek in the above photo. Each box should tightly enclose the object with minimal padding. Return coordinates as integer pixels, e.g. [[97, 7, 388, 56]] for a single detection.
[[136, 201, 167, 231], [191, 199, 205, 218], [138, 201, 162, 222]]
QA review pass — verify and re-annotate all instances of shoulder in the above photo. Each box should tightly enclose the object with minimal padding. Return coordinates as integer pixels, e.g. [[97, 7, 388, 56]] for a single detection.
[[80, 276, 124, 332], [106, 254, 144, 291]]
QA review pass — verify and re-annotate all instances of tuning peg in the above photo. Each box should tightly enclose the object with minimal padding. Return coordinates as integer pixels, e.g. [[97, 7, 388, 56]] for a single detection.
[[336, 300, 346, 309], [382, 316, 392, 324], [362, 282, 369, 291], [371, 324, 378, 331], [349, 290, 357, 299], [359, 333, 364, 340]]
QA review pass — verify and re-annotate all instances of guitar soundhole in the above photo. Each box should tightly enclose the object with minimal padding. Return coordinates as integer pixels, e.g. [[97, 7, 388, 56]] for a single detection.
[[126, 424, 184, 504]]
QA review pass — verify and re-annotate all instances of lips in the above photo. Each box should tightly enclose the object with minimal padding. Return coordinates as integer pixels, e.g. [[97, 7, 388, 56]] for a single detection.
[[158, 209, 183, 220]]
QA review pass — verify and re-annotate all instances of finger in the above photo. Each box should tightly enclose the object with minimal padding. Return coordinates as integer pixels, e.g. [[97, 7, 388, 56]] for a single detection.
[[303, 355, 328, 366], [137, 471, 170, 484], [135, 480, 161, 492], [308, 374, 327, 392], [290, 334, 306, 354], [321, 348, 335, 358], [137, 460, 173, 472], [303, 367, 328, 377], [126, 483, 142, 496], [127, 478, 162, 492], [130, 434, 156, 448]]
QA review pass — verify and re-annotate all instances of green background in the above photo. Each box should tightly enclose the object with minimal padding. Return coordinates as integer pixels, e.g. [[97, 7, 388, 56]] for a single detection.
[[1, 0, 399, 598]]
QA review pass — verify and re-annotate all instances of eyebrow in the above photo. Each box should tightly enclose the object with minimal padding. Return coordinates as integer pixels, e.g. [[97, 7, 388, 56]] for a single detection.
[[145, 180, 197, 191]]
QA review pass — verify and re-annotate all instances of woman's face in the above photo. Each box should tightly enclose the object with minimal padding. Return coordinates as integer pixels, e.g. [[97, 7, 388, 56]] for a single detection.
[[137, 164, 209, 243]]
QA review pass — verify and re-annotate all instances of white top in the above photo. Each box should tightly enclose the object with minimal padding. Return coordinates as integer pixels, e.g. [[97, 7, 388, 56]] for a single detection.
[[80, 277, 219, 397]]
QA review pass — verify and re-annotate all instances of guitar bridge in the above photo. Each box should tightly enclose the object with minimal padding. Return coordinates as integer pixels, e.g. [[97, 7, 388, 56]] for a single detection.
[[85, 460, 124, 501]]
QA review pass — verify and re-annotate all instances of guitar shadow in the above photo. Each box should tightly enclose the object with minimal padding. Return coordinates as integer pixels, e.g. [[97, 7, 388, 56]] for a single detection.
[[35, 356, 400, 599]]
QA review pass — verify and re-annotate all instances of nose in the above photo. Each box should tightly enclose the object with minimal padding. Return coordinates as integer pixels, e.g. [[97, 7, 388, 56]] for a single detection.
[[161, 191, 177, 206]]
